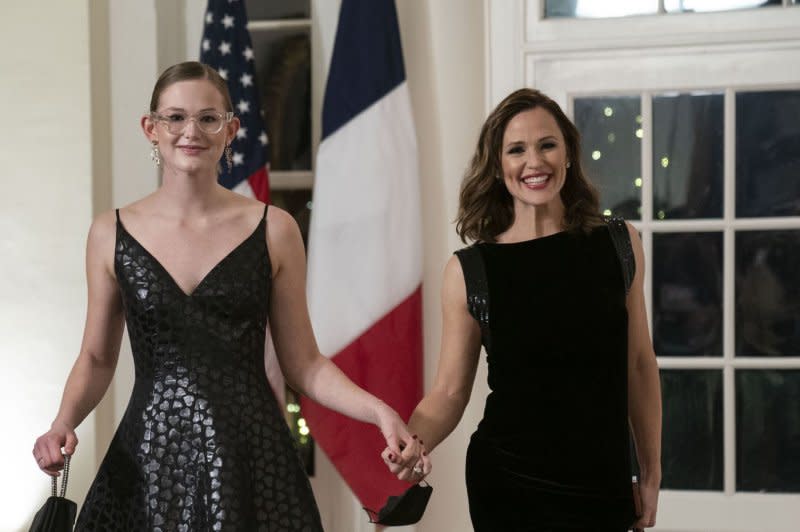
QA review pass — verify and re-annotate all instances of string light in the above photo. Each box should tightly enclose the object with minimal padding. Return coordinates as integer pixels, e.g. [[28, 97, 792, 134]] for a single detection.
[[603, 209, 612, 216], [661, 157, 670, 168], [592, 150, 602, 160], [635, 128, 643, 139], [634, 177, 642, 188], [604, 106, 614, 117]]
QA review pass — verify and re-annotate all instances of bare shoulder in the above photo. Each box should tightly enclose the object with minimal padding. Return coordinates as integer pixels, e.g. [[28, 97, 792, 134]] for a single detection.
[[88, 209, 118, 247], [265, 205, 301, 243], [624, 220, 642, 246], [442, 254, 467, 304]]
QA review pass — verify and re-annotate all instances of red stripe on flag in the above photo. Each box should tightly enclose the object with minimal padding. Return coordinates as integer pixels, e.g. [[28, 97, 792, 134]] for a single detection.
[[301, 286, 423, 511], [248, 166, 270, 203]]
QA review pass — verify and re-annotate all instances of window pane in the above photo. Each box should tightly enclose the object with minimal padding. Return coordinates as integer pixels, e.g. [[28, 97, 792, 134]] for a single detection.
[[653, 93, 723, 219], [735, 230, 800, 357], [653, 233, 723, 357], [545, 0, 658, 18], [665, 0, 782, 12], [661, 370, 723, 490], [736, 370, 800, 492], [245, 0, 310, 20], [574, 96, 642, 219], [736, 90, 800, 217], [251, 29, 312, 171]]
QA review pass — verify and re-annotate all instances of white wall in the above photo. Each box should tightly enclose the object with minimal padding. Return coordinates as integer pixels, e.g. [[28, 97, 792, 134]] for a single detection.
[[0, 2, 96, 530]]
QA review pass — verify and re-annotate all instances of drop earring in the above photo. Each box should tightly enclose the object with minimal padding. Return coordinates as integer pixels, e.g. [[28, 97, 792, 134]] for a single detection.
[[225, 144, 233, 172], [150, 142, 161, 168], [566, 161, 572, 169]]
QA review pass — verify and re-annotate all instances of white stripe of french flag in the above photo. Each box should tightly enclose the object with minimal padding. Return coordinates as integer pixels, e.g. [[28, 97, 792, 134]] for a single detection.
[[303, 0, 423, 512]]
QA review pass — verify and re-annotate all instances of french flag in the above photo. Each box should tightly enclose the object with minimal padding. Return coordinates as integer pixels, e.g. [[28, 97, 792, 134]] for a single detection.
[[303, 0, 424, 512]]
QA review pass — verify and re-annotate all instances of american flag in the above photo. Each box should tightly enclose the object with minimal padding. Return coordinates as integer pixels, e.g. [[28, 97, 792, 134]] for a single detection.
[[200, 0, 270, 202]]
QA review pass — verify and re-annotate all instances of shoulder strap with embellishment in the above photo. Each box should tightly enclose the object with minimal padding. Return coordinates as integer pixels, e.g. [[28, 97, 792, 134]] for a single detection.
[[605, 216, 636, 294], [454, 245, 491, 353]]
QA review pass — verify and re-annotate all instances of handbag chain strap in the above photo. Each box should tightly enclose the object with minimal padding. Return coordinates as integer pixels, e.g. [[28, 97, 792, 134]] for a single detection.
[[51, 454, 71, 498]]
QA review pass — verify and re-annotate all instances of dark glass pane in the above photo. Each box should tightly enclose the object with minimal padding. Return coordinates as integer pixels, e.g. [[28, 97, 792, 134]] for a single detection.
[[735, 230, 800, 357], [653, 233, 723, 356], [665, 0, 781, 13], [736, 370, 800, 492], [661, 370, 723, 490], [545, 0, 658, 18], [251, 29, 312, 170], [270, 189, 312, 245], [245, 0, 310, 20], [653, 93, 723, 219], [574, 96, 641, 219], [736, 90, 800, 217]]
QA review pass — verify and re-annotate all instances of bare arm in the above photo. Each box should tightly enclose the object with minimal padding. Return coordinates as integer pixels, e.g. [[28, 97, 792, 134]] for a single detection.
[[265, 208, 421, 465], [408, 255, 482, 451], [383, 255, 482, 481], [33, 211, 125, 475], [626, 223, 662, 528]]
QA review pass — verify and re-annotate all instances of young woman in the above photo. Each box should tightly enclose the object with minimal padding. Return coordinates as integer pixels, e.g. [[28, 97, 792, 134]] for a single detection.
[[386, 88, 661, 531], [32, 61, 426, 531]]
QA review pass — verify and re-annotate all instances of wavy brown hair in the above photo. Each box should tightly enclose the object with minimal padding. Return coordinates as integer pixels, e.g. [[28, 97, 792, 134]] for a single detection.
[[149, 61, 233, 112], [456, 88, 604, 243]]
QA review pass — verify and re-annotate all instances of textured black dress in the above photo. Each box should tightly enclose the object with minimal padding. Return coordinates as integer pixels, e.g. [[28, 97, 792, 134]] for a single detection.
[[75, 207, 323, 531], [457, 222, 637, 531]]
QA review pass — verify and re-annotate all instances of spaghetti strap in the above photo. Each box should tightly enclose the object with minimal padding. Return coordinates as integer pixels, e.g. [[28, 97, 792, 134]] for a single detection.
[[115, 208, 120, 223], [262, 203, 269, 220]]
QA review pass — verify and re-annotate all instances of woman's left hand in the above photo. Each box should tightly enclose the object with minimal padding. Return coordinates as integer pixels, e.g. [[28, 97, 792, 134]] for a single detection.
[[374, 402, 431, 481]]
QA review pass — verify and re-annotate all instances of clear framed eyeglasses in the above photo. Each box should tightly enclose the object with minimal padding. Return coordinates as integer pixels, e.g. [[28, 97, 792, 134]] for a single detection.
[[150, 110, 234, 135]]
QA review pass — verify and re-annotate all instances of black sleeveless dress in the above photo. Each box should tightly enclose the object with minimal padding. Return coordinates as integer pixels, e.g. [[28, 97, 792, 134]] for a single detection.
[[75, 206, 323, 531], [457, 222, 637, 531]]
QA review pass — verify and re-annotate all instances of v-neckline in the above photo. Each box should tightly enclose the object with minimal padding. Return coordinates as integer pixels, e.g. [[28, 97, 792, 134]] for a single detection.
[[117, 216, 265, 298]]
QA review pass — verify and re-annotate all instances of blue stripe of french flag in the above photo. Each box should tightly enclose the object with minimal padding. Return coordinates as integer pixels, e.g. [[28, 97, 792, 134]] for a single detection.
[[303, 0, 424, 511]]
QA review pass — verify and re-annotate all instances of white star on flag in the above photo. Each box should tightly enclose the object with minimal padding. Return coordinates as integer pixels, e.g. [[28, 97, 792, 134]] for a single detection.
[[243, 47, 254, 61], [222, 15, 235, 28], [202, 39, 210, 52], [205, 12, 213, 24], [240, 73, 253, 87], [259, 132, 268, 145], [236, 127, 248, 139], [218, 68, 228, 80], [232, 152, 244, 166], [237, 100, 250, 113], [218, 41, 231, 55]]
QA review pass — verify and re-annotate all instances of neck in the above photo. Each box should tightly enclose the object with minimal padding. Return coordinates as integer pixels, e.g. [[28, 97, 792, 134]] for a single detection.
[[155, 168, 227, 216], [505, 201, 566, 241]]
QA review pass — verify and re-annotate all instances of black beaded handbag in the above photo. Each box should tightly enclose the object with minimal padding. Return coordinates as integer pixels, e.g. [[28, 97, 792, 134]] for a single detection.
[[29, 454, 77, 532]]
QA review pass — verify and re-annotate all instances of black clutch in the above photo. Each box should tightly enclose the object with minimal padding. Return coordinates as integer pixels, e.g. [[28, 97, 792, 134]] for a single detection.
[[363, 481, 433, 526], [29, 454, 77, 532]]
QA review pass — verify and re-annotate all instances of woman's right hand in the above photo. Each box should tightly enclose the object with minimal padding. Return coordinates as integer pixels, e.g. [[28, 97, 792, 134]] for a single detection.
[[33, 420, 78, 476]]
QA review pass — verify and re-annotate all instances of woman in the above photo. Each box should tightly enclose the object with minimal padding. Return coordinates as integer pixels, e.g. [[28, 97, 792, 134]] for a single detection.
[[32, 61, 425, 531], [385, 88, 661, 531]]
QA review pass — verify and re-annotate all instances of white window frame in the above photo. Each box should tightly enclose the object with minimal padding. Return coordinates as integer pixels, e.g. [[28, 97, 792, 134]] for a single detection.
[[486, 1, 800, 530]]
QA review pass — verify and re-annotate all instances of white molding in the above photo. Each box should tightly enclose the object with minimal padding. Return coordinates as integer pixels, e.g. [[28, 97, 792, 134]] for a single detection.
[[248, 19, 311, 32], [524, 0, 800, 53]]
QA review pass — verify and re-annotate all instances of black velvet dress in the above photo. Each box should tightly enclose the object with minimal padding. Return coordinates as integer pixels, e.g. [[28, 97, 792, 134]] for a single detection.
[[457, 224, 637, 531], [75, 207, 323, 531]]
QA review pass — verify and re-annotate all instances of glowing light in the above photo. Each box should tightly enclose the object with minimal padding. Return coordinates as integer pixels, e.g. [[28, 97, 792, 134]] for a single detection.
[[634, 177, 642, 188], [658, 210, 666, 220], [603, 209, 612, 216], [299, 426, 310, 436], [607, 133, 616, 143], [287, 403, 300, 413], [635, 128, 643, 139], [297, 418, 307, 428], [592, 150, 602, 160], [636, 115, 643, 124], [604, 106, 614, 117], [661, 157, 670, 168]]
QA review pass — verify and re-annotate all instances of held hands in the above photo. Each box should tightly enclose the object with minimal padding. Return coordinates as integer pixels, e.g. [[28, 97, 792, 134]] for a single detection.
[[373, 403, 432, 483], [33, 419, 78, 477]]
